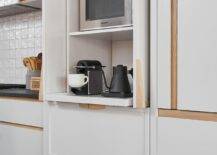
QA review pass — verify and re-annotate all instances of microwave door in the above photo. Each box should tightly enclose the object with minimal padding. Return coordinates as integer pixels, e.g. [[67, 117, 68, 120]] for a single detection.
[[80, 0, 132, 31]]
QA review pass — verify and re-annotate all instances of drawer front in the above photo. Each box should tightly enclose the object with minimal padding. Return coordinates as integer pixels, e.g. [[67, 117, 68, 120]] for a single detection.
[[158, 117, 217, 155], [0, 123, 43, 155], [46, 103, 149, 155], [0, 99, 43, 127]]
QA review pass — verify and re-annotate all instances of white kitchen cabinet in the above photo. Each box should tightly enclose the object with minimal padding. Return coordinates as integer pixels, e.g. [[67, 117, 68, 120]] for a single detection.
[[177, 0, 217, 112], [0, 98, 43, 155], [45, 103, 149, 155], [157, 0, 217, 112], [44, 0, 150, 108], [43, 0, 150, 154], [0, 123, 43, 155], [0, 98, 43, 127], [154, 0, 217, 155], [157, 0, 171, 109], [157, 117, 217, 155]]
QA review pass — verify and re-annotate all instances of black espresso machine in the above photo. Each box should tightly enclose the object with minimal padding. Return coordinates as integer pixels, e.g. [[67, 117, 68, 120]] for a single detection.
[[71, 60, 104, 95]]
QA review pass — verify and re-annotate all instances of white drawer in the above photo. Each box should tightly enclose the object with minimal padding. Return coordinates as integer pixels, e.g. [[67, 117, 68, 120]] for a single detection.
[[0, 123, 43, 155], [158, 117, 217, 155], [0, 98, 43, 127]]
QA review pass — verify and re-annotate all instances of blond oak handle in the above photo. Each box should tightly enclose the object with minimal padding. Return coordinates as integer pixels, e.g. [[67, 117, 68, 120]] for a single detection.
[[135, 59, 148, 108]]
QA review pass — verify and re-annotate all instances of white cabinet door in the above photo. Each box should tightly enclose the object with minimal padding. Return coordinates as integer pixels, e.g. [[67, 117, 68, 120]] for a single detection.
[[177, 0, 217, 112], [0, 99, 43, 127], [0, 123, 43, 155], [133, 0, 150, 108], [43, 0, 67, 94], [46, 103, 149, 155], [158, 117, 217, 155], [157, 0, 171, 109], [157, 0, 217, 112]]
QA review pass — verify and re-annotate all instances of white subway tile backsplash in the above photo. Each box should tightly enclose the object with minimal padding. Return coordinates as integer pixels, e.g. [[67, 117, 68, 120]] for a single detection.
[[0, 11, 42, 84], [0, 0, 18, 6]]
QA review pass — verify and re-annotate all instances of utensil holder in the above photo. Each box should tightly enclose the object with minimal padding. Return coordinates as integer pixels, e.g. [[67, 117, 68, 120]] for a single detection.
[[26, 70, 41, 89]]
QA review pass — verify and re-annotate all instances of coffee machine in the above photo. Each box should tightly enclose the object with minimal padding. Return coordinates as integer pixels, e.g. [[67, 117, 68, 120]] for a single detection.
[[71, 60, 103, 95]]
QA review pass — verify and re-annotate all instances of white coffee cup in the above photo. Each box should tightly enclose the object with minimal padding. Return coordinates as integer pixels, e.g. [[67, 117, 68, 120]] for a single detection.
[[68, 74, 89, 88]]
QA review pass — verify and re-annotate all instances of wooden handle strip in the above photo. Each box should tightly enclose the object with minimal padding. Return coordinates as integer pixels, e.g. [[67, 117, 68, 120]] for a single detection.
[[136, 59, 148, 108], [79, 104, 106, 110], [171, 0, 178, 109], [159, 109, 217, 122], [0, 121, 43, 131]]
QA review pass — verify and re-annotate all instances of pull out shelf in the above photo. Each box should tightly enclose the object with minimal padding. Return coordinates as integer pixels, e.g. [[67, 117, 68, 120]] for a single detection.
[[46, 93, 133, 107], [69, 26, 133, 41]]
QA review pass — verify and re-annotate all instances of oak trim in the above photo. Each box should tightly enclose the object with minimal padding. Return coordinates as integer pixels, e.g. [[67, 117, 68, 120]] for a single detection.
[[158, 109, 217, 122], [0, 121, 43, 131], [0, 97, 42, 103], [136, 59, 148, 108], [79, 104, 106, 110], [89, 104, 106, 110], [171, 0, 178, 110]]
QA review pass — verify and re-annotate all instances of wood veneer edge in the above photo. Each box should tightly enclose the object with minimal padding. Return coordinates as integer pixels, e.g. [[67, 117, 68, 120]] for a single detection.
[[0, 97, 42, 103], [0, 121, 43, 131], [171, 0, 178, 110], [136, 59, 147, 108], [158, 109, 217, 122]]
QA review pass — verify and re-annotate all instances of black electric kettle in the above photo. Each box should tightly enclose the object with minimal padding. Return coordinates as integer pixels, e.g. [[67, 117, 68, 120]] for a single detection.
[[102, 65, 133, 98]]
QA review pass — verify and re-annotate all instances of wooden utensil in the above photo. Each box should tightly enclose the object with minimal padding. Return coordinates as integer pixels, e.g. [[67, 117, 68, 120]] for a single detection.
[[23, 58, 33, 70], [29, 57, 37, 70], [23, 53, 42, 71], [36, 58, 42, 70]]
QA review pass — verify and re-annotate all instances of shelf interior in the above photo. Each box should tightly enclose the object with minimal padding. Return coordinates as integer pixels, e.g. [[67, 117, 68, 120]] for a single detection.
[[66, 0, 134, 104]]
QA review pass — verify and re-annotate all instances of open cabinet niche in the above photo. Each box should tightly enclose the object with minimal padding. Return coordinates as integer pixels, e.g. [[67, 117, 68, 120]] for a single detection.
[[67, 0, 133, 82], [66, 0, 134, 105], [68, 38, 133, 90], [45, 0, 149, 108]]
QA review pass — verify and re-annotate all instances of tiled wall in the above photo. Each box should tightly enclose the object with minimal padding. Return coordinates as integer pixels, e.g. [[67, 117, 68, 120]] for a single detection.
[[0, 0, 18, 6], [0, 11, 42, 84]]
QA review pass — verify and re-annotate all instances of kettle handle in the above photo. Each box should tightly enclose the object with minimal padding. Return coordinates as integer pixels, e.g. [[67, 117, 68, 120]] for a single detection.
[[101, 69, 110, 90]]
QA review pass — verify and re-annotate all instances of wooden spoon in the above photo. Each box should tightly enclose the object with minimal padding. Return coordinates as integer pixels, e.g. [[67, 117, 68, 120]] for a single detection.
[[29, 57, 37, 70], [23, 58, 33, 70]]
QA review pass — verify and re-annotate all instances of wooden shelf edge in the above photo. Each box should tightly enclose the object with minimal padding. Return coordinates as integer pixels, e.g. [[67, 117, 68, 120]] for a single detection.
[[46, 93, 133, 107], [69, 26, 133, 36], [158, 109, 217, 122]]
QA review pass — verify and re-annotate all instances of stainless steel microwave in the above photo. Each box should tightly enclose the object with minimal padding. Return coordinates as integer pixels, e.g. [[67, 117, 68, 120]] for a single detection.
[[80, 0, 132, 31]]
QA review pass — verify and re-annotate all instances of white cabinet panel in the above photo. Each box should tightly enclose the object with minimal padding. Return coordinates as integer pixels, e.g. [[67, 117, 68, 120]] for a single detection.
[[44, 0, 67, 94], [46, 103, 149, 155], [0, 99, 43, 127], [178, 0, 217, 112], [133, 0, 150, 108], [0, 124, 43, 155], [157, 0, 171, 109], [158, 117, 217, 155]]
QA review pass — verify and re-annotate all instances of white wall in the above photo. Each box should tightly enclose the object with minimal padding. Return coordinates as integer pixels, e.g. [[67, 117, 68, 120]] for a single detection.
[[0, 11, 42, 84]]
